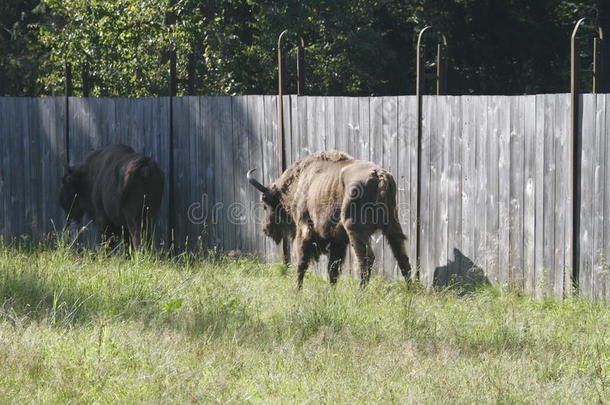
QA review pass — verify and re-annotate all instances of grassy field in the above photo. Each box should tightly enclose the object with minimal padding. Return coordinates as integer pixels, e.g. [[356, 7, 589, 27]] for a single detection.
[[0, 243, 609, 404]]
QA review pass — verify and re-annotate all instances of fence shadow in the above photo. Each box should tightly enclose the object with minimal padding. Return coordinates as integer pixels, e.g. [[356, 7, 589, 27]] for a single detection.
[[433, 248, 490, 293]]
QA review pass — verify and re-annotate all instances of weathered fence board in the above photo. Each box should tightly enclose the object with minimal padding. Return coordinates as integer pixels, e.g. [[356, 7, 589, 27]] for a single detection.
[[1, 94, 609, 299], [0, 98, 67, 238]]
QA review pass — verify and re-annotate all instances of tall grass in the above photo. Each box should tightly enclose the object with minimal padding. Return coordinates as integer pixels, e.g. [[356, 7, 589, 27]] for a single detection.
[[0, 242, 608, 403]]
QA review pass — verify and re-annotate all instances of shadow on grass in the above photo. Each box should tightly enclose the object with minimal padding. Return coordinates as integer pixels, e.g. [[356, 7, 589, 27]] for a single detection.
[[0, 268, 103, 326], [0, 251, 274, 344]]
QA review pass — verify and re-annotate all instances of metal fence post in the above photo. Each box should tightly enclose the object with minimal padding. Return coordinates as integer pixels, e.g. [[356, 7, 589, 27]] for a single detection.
[[166, 1, 177, 246], [277, 30, 306, 265], [81, 63, 90, 97], [593, 27, 604, 94], [414, 26, 447, 280], [65, 62, 73, 165], [297, 37, 305, 96], [436, 35, 448, 95], [569, 18, 603, 294], [0, 64, 5, 96], [414, 26, 429, 280]]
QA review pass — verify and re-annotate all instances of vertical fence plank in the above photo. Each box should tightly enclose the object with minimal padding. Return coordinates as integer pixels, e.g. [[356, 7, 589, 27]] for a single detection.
[[461, 96, 476, 274], [509, 96, 525, 288], [222, 96, 237, 251], [28, 98, 42, 236], [434, 95, 449, 285], [232, 96, 249, 251], [263, 95, 279, 262], [579, 94, 595, 297], [602, 94, 610, 299], [523, 96, 537, 293], [188, 96, 202, 248], [172, 97, 189, 247], [350, 97, 371, 279], [242, 96, 256, 252], [420, 96, 433, 286], [534, 95, 546, 297], [591, 94, 606, 299], [19, 99, 31, 237], [446, 96, 463, 283], [485, 97, 500, 283], [322, 97, 332, 151], [381, 96, 399, 280], [543, 95, 557, 295], [252, 96, 267, 259], [497, 97, 511, 285], [397, 96, 416, 271], [346, 98, 360, 159], [296, 96, 308, 160], [473, 97, 488, 281], [369, 97, 385, 278], [334, 97, 348, 155], [283, 96, 293, 170], [554, 94, 570, 297], [0, 98, 9, 235]]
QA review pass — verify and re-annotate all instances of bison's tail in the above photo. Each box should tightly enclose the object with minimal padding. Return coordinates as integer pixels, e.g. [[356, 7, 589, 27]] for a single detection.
[[375, 169, 400, 224], [376, 170, 396, 203]]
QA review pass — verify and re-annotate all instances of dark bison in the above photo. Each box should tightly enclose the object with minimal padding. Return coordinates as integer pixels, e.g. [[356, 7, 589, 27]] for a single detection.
[[60, 144, 164, 248], [247, 151, 411, 288]]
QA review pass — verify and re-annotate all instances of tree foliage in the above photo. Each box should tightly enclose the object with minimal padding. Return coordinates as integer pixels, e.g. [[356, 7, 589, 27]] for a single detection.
[[0, 0, 607, 96]]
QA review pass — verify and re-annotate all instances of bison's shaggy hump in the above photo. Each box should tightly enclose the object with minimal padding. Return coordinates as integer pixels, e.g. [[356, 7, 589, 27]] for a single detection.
[[275, 150, 354, 194]]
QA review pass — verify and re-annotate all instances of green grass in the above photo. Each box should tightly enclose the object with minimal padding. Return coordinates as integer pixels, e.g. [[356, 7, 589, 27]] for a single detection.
[[0, 243, 609, 404]]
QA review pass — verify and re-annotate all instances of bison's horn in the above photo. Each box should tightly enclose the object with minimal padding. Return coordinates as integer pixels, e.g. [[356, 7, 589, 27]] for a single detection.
[[247, 169, 269, 193]]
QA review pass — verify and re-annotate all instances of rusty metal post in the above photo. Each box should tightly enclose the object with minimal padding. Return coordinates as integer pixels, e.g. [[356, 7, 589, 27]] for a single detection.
[[277, 30, 288, 173], [65, 63, 73, 97], [166, 1, 177, 245], [297, 37, 305, 96], [0, 64, 5, 96], [65, 62, 73, 165], [277, 31, 307, 264], [414, 26, 430, 280], [436, 35, 448, 95], [569, 17, 586, 293], [593, 28, 604, 94], [276, 31, 306, 264], [81, 63, 90, 97], [277, 30, 290, 265]]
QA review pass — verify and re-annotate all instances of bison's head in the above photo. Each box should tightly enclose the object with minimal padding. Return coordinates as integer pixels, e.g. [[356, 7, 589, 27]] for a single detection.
[[59, 165, 86, 224], [247, 169, 294, 244]]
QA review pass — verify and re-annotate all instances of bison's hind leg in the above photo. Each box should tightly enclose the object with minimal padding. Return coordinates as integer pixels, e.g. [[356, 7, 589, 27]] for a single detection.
[[383, 222, 412, 281], [327, 243, 347, 285]]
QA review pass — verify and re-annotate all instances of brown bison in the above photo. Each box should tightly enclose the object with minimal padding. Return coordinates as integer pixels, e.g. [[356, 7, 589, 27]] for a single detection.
[[247, 151, 411, 288], [60, 144, 164, 248]]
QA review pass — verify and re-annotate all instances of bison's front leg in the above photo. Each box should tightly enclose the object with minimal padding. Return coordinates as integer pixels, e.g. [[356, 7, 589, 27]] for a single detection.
[[327, 243, 347, 285]]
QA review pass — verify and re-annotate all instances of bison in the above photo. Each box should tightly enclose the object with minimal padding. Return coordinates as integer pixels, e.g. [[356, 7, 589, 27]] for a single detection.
[[60, 144, 164, 248], [247, 151, 411, 288]]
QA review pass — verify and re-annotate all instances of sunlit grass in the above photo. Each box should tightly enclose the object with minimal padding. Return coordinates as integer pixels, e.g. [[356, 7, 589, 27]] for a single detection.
[[0, 242, 608, 403]]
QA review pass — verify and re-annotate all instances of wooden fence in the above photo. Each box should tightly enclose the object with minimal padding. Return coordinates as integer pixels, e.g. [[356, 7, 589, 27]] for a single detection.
[[0, 94, 609, 299]]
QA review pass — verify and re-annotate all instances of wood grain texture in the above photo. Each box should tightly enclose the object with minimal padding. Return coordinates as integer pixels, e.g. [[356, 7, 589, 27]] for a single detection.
[[1, 94, 609, 299], [579, 95, 595, 297], [523, 95, 537, 293]]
